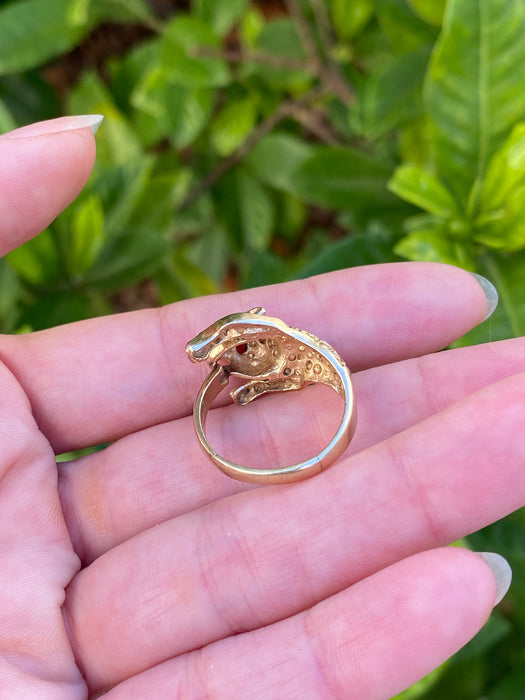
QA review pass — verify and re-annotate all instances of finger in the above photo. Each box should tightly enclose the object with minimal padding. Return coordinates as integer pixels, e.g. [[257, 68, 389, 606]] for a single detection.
[[98, 549, 498, 698], [59, 335, 525, 563], [0, 262, 489, 452], [0, 116, 98, 256], [64, 372, 525, 690], [0, 361, 85, 697]]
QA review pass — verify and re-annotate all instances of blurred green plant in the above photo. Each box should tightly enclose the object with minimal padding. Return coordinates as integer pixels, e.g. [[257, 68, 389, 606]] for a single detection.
[[1, 0, 525, 696]]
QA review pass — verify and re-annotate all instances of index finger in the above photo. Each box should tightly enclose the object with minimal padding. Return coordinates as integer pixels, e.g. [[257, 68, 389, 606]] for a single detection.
[[0, 262, 489, 452], [0, 116, 97, 256]]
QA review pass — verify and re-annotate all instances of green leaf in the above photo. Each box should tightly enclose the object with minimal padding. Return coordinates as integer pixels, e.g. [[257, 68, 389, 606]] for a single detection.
[[156, 249, 216, 304], [239, 7, 265, 48], [68, 72, 143, 168], [392, 663, 446, 699], [488, 665, 525, 700], [7, 229, 61, 285], [131, 66, 214, 148], [242, 250, 292, 288], [332, 0, 374, 40], [252, 19, 311, 92], [419, 656, 485, 700], [132, 169, 192, 233], [56, 445, 108, 463], [179, 217, 230, 285], [166, 87, 214, 148], [110, 38, 158, 111], [238, 169, 275, 252], [0, 259, 20, 333], [395, 227, 476, 268], [213, 167, 275, 252], [454, 612, 512, 662], [173, 193, 215, 239], [388, 164, 458, 217], [398, 118, 432, 168], [94, 111, 142, 168], [210, 97, 257, 156], [375, 0, 437, 53], [69, 196, 105, 276], [160, 16, 230, 89], [471, 123, 525, 251], [0, 98, 16, 133], [0, 0, 85, 75], [192, 0, 249, 36], [86, 0, 157, 25], [295, 227, 400, 278], [84, 228, 171, 292], [68, 0, 157, 26], [474, 184, 525, 251], [129, 65, 168, 120], [359, 45, 430, 138], [20, 291, 100, 331], [0, 72, 59, 125], [291, 146, 393, 209], [66, 0, 91, 26], [467, 250, 525, 343], [276, 192, 307, 242], [405, 0, 446, 26], [327, 98, 354, 141], [88, 158, 154, 238], [246, 132, 315, 191], [425, 0, 525, 202], [481, 123, 525, 212]]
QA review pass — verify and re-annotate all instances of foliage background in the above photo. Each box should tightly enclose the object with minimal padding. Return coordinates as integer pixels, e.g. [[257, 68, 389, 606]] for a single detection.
[[1, 0, 525, 697]]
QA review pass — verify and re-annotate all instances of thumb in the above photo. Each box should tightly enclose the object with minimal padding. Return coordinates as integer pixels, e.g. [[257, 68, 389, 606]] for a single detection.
[[0, 115, 102, 257]]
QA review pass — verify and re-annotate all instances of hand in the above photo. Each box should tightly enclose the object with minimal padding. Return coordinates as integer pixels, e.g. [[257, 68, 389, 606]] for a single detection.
[[0, 117, 522, 700]]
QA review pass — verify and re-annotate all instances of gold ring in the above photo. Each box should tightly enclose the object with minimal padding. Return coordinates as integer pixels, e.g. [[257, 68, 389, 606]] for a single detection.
[[186, 307, 356, 485]]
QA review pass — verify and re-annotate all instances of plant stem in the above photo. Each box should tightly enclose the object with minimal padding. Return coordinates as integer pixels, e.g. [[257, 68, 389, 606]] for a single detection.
[[192, 46, 309, 72], [179, 88, 327, 211], [286, 102, 340, 144], [309, 0, 334, 59], [307, 0, 353, 105], [180, 2, 353, 210], [179, 105, 289, 211], [284, 0, 319, 65]]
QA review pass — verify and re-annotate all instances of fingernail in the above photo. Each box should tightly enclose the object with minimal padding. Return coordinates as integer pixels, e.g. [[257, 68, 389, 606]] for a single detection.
[[0, 114, 104, 139], [84, 114, 104, 135], [477, 552, 512, 606], [470, 273, 498, 321]]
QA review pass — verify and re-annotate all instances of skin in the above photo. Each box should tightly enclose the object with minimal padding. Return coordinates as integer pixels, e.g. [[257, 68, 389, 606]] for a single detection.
[[0, 119, 524, 699]]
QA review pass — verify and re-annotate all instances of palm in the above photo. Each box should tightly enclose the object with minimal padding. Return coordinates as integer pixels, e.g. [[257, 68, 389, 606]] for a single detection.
[[1, 121, 523, 699]]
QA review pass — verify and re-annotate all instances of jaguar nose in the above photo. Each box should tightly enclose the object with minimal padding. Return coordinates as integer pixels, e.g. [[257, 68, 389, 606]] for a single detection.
[[186, 341, 209, 362]]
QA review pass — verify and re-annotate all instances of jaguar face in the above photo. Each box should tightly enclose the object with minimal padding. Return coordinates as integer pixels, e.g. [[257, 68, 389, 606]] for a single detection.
[[185, 308, 266, 365]]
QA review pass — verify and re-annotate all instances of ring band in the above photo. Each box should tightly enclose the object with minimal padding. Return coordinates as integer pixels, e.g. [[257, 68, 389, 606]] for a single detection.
[[186, 307, 356, 485]]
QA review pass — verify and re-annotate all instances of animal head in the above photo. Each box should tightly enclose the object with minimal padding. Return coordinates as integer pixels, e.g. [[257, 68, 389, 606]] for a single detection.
[[186, 307, 267, 365]]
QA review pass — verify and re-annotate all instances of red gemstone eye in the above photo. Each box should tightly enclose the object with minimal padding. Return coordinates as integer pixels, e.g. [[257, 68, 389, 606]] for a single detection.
[[236, 343, 248, 354]]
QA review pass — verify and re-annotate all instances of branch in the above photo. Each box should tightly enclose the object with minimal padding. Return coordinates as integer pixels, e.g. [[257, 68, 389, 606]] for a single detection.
[[317, 65, 354, 106], [285, 0, 353, 106], [193, 46, 310, 72], [284, 0, 319, 66], [179, 106, 289, 211], [308, 0, 353, 105], [309, 0, 335, 60], [194, 7, 353, 106], [178, 88, 327, 211], [287, 103, 340, 145]]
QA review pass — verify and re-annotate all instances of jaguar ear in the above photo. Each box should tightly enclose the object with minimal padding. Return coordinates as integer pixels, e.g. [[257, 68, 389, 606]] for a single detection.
[[248, 307, 266, 315]]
